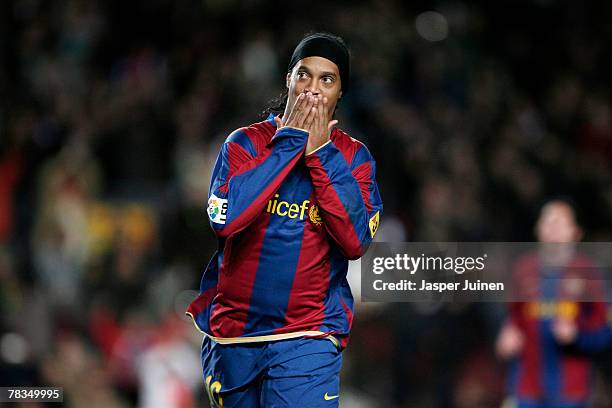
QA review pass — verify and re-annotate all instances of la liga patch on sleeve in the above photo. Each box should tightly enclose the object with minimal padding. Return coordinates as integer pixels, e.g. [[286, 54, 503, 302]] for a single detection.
[[207, 194, 228, 224], [369, 211, 380, 238]]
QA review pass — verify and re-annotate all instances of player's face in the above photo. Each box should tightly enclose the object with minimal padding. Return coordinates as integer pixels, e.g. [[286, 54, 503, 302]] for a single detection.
[[536, 202, 582, 243], [285, 56, 342, 121]]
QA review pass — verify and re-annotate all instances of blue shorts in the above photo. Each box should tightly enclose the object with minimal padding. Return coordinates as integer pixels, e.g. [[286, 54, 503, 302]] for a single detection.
[[201, 336, 342, 408]]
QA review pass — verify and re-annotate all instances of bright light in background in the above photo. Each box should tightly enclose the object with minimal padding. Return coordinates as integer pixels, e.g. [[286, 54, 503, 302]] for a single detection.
[[415, 11, 449, 42], [1, 332, 28, 364]]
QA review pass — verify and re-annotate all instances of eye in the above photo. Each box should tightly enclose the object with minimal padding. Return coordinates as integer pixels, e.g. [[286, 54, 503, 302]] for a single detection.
[[297, 71, 308, 79], [322, 76, 334, 84]]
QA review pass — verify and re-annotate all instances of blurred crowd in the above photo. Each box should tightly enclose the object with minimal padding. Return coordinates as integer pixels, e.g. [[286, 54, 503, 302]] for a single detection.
[[1, 0, 611, 407]]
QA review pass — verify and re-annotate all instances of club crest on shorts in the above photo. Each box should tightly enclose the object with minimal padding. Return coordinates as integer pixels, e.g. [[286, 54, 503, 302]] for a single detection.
[[208, 194, 228, 224], [369, 211, 380, 238], [309, 204, 323, 226]]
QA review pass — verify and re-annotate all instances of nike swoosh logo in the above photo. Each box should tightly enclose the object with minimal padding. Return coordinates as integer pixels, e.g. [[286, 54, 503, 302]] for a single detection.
[[324, 392, 339, 400]]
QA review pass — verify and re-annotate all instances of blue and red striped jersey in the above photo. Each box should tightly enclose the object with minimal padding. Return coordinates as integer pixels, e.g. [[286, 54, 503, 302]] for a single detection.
[[507, 253, 610, 404], [187, 114, 382, 348]]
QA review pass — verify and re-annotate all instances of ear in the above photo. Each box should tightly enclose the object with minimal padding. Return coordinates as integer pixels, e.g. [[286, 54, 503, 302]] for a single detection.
[[338, 90, 343, 99], [286, 72, 291, 89]]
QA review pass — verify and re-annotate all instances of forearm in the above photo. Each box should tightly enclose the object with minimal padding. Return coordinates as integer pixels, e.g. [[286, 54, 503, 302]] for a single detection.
[[573, 327, 610, 352], [209, 127, 309, 237], [305, 141, 382, 259]]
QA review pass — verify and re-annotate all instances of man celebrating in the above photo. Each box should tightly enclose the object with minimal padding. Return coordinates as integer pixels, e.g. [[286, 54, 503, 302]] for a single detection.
[[187, 32, 382, 407], [496, 199, 609, 408]]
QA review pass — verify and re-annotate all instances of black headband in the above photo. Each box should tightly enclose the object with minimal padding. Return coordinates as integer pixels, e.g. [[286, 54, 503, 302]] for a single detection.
[[288, 33, 350, 94]]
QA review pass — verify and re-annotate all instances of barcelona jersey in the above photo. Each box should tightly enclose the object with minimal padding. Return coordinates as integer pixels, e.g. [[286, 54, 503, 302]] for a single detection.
[[187, 114, 382, 349], [507, 253, 610, 406]]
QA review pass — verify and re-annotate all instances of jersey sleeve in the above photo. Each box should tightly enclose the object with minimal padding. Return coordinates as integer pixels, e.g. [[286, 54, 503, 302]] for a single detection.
[[573, 301, 609, 352], [569, 268, 610, 352], [304, 140, 383, 259], [207, 126, 309, 238]]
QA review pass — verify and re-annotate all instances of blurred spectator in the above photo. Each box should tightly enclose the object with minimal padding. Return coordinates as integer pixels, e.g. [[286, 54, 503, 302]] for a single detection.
[[496, 200, 610, 408]]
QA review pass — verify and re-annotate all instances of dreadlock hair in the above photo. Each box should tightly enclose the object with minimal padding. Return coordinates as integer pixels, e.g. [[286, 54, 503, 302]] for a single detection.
[[261, 88, 288, 119]]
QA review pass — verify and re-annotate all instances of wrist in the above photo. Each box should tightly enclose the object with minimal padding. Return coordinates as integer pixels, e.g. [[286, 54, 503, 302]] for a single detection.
[[305, 140, 332, 156]]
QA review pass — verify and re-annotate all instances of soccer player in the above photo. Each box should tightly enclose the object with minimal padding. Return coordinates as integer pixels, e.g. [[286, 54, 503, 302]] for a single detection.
[[187, 33, 382, 407], [496, 199, 610, 408]]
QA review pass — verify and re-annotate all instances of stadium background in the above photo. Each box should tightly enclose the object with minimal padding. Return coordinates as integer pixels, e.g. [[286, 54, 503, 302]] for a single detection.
[[1, 0, 611, 406]]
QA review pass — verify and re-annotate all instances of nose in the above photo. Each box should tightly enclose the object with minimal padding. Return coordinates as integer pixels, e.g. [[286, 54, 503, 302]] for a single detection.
[[304, 80, 320, 95]]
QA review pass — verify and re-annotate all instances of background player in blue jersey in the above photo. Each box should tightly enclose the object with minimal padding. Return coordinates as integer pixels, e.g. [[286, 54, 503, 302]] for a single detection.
[[496, 199, 610, 408], [187, 33, 383, 407]]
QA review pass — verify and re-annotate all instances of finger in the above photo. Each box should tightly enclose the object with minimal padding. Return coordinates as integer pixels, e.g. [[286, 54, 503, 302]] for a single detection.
[[287, 93, 305, 123], [323, 96, 330, 119], [297, 93, 314, 128], [292, 92, 309, 127], [312, 96, 321, 133], [303, 103, 317, 130], [274, 115, 283, 128], [322, 96, 336, 131], [287, 93, 306, 124], [300, 94, 316, 129], [311, 95, 323, 135], [327, 119, 339, 131], [317, 95, 325, 130]]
